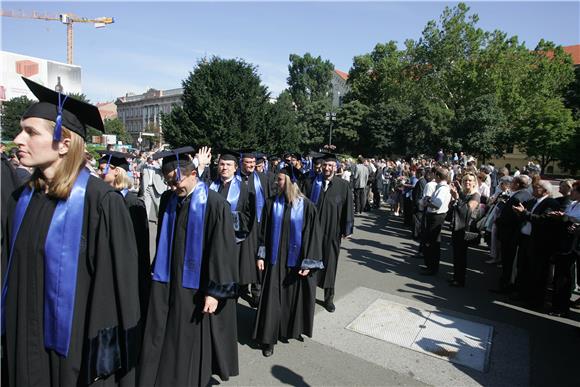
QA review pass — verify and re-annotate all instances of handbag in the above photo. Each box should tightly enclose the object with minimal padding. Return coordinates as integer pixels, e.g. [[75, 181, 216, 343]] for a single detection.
[[463, 201, 481, 244]]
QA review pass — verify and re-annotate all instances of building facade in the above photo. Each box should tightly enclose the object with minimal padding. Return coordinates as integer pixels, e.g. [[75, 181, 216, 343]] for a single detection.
[[115, 87, 183, 146], [331, 69, 350, 107]]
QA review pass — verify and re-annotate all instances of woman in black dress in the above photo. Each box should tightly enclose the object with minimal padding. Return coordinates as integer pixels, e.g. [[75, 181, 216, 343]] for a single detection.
[[449, 172, 481, 287], [253, 166, 323, 357]]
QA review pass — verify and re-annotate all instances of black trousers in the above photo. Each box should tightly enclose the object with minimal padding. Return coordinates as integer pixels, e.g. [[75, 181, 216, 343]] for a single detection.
[[515, 235, 532, 296], [452, 230, 468, 284], [499, 232, 519, 289], [552, 252, 579, 313], [354, 188, 365, 213], [423, 213, 446, 272], [372, 186, 381, 208], [403, 197, 413, 226]]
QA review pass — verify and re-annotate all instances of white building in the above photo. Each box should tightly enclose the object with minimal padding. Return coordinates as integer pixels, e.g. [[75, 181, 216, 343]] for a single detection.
[[0, 50, 82, 101], [115, 87, 183, 146]]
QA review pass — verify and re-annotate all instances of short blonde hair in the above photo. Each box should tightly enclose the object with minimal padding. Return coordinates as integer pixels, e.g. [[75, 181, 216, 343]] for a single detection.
[[111, 166, 132, 190], [29, 120, 86, 199]]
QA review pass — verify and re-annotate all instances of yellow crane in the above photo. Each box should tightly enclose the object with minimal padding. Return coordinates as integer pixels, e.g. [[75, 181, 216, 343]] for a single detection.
[[1, 10, 114, 64]]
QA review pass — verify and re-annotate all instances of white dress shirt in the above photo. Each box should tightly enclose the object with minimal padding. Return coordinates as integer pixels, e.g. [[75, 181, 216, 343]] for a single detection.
[[428, 181, 451, 214]]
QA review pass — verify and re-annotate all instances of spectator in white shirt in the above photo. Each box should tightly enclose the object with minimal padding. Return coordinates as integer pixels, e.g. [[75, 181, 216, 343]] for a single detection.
[[420, 167, 452, 275]]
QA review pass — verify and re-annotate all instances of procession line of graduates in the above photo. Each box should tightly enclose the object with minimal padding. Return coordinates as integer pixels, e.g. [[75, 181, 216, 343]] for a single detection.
[[0, 77, 354, 387]]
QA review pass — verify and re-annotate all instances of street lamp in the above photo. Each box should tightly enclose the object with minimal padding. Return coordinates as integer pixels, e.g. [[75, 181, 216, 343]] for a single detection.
[[325, 111, 336, 147]]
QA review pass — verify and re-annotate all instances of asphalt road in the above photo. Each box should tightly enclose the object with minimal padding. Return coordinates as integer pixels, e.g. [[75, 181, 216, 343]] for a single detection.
[[149, 205, 580, 386]]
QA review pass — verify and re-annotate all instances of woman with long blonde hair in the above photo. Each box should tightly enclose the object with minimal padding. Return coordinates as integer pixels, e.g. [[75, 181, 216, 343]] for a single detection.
[[2, 78, 141, 386], [253, 166, 323, 357]]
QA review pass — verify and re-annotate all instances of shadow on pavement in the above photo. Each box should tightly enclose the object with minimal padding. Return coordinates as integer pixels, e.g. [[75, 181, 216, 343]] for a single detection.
[[348, 207, 580, 387], [271, 365, 310, 387]]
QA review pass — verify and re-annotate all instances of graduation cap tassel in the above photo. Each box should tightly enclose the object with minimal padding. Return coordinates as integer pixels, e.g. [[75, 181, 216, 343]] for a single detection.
[[53, 93, 68, 142], [175, 152, 181, 181], [103, 154, 113, 175]]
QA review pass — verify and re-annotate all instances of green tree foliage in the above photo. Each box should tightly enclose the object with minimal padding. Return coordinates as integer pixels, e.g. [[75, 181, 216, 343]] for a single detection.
[[104, 118, 133, 144], [558, 121, 580, 174], [263, 91, 301, 154], [1, 95, 34, 140], [333, 101, 369, 152], [66, 92, 90, 103], [287, 53, 334, 110], [518, 98, 575, 173], [167, 56, 270, 150], [453, 94, 507, 161], [296, 100, 330, 151]]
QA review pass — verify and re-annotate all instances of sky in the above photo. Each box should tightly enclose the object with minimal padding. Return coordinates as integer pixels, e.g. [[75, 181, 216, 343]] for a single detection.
[[2, 1, 579, 103]]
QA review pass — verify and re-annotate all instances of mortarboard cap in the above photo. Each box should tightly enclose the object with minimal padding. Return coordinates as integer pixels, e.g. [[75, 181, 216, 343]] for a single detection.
[[238, 148, 257, 160], [318, 152, 338, 162], [20, 77, 104, 140], [98, 150, 130, 172], [218, 149, 240, 162], [255, 152, 267, 165], [153, 146, 196, 175]]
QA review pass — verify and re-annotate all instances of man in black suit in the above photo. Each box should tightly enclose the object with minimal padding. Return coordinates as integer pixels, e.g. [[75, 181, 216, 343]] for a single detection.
[[494, 175, 533, 292], [512, 180, 560, 308], [411, 168, 427, 240]]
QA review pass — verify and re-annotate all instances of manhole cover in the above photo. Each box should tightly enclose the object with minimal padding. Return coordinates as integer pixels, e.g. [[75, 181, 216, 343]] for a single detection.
[[346, 299, 493, 372]]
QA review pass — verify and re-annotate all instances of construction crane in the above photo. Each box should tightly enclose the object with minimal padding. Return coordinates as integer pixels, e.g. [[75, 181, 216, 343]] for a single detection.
[[1, 10, 114, 64]]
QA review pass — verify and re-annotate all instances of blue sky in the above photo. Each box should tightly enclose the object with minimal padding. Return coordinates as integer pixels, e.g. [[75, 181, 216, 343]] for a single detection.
[[2, 1, 579, 103]]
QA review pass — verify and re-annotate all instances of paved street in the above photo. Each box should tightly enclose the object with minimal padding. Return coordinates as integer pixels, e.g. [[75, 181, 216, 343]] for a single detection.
[[222, 206, 580, 387]]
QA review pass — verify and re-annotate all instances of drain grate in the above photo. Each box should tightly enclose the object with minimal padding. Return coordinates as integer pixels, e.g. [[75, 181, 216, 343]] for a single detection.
[[346, 299, 493, 372]]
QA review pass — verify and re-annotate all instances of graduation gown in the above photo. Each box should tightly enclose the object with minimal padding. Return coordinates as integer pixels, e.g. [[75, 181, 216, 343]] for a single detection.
[[215, 177, 253, 242], [2, 176, 141, 387], [238, 171, 270, 285], [308, 177, 354, 289], [139, 188, 239, 387], [123, 191, 151, 317], [252, 196, 322, 345]]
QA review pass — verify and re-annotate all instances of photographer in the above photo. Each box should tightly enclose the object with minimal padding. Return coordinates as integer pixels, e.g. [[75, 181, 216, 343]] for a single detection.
[[448, 173, 481, 287], [484, 176, 512, 264]]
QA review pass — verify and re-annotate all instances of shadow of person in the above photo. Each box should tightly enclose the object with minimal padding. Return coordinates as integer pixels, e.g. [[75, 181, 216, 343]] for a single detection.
[[271, 365, 310, 387]]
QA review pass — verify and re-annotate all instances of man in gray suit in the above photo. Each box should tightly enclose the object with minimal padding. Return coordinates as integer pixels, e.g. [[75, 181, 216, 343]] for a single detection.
[[352, 156, 369, 214], [140, 156, 167, 221]]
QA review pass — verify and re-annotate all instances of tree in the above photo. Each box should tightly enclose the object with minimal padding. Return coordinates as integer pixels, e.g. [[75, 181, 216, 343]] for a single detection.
[[558, 120, 580, 174], [333, 101, 369, 153], [104, 118, 133, 144], [66, 92, 90, 103], [518, 98, 575, 173], [1, 95, 34, 140], [296, 99, 331, 151], [262, 91, 301, 154], [287, 53, 334, 110], [453, 94, 507, 161], [171, 56, 270, 149]]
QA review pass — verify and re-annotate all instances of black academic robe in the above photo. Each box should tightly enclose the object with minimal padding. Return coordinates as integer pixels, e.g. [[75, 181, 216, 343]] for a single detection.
[[215, 177, 253, 241], [139, 188, 239, 387], [253, 196, 322, 345], [123, 191, 151, 317], [313, 177, 354, 289], [238, 171, 270, 285], [2, 176, 141, 387]]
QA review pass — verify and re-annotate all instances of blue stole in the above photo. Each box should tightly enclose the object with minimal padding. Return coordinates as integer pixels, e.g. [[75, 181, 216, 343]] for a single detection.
[[253, 172, 265, 223], [120, 188, 129, 197], [309, 173, 323, 205], [152, 182, 208, 289], [270, 195, 304, 267], [1, 168, 90, 357], [210, 176, 241, 212]]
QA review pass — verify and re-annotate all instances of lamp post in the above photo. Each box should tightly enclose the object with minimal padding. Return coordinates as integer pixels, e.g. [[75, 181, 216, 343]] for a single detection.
[[325, 111, 336, 147]]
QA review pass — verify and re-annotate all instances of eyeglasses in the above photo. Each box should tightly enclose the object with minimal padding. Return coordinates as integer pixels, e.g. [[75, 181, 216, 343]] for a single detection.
[[164, 174, 186, 187]]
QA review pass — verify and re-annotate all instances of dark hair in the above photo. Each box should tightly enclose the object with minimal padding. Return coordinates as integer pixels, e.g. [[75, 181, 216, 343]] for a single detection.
[[434, 167, 448, 181]]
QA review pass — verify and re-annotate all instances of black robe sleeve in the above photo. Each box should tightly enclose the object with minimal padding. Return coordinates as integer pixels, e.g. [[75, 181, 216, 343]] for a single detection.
[[85, 191, 141, 383], [341, 182, 355, 236], [300, 199, 324, 270], [204, 193, 240, 299]]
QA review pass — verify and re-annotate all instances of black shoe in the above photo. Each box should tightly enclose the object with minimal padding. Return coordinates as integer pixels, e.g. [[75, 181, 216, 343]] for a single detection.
[[248, 296, 259, 309], [448, 280, 464, 288], [262, 345, 274, 357], [279, 337, 289, 344], [325, 301, 336, 313]]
